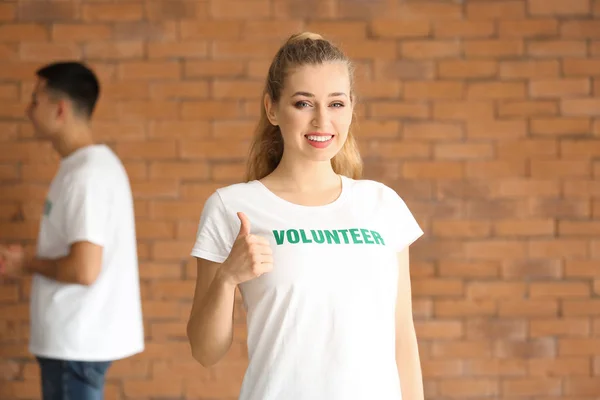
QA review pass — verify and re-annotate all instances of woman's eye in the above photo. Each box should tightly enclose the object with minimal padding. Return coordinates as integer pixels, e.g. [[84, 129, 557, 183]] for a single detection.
[[331, 102, 344, 108], [295, 101, 310, 108]]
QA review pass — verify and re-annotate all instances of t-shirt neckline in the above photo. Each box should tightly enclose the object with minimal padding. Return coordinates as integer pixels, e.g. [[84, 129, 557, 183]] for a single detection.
[[251, 174, 351, 212]]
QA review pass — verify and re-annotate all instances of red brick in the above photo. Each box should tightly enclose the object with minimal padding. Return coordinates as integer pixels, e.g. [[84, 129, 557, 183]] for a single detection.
[[115, 141, 177, 160], [500, 300, 559, 316], [301, 21, 366, 40], [434, 101, 494, 121], [213, 80, 262, 99], [499, 19, 559, 37], [530, 239, 589, 259], [527, 40, 587, 57], [503, 377, 562, 396], [561, 98, 600, 116], [52, 24, 112, 41], [212, 40, 281, 59], [529, 0, 591, 15], [149, 161, 209, 180], [403, 161, 464, 180], [362, 141, 430, 159], [145, 0, 202, 21], [530, 118, 591, 135], [467, 1, 526, 19], [561, 20, 600, 38], [466, 161, 527, 179], [466, 282, 527, 299], [118, 61, 181, 80], [210, 0, 270, 19], [19, 1, 78, 22], [148, 41, 208, 59], [465, 359, 527, 376], [565, 377, 600, 396], [531, 160, 590, 179], [369, 101, 429, 119], [402, 122, 462, 141], [184, 60, 245, 78], [181, 101, 241, 120], [438, 60, 497, 79], [439, 378, 499, 397], [438, 261, 500, 278], [529, 79, 590, 97], [564, 58, 600, 76], [415, 321, 463, 339], [466, 319, 527, 339], [467, 82, 526, 99], [494, 219, 555, 236], [530, 357, 590, 376], [179, 140, 249, 160], [149, 82, 209, 100], [117, 101, 179, 120], [432, 220, 491, 238], [530, 319, 591, 337], [371, 19, 430, 38], [421, 359, 463, 377], [82, 4, 144, 22], [498, 100, 558, 117], [245, 20, 305, 39], [561, 140, 600, 158], [433, 143, 487, 164], [499, 60, 559, 78], [434, 21, 495, 38], [343, 40, 398, 60], [0, 23, 48, 41], [400, 40, 461, 59], [211, 163, 246, 183], [0, 3, 15, 21], [373, 60, 435, 80], [465, 240, 527, 260], [356, 80, 402, 99], [502, 259, 562, 279], [464, 39, 524, 57], [530, 282, 591, 298], [180, 21, 242, 40], [86, 40, 146, 60], [467, 120, 527, 139], [404, 82, 464, 100]]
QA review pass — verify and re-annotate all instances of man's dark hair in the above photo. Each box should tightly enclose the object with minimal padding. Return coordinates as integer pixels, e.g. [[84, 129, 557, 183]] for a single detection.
[[36, 61, 100, 119]]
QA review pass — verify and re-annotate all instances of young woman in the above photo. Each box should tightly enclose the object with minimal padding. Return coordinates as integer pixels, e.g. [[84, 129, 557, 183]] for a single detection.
[[187, 32, 425, 400]]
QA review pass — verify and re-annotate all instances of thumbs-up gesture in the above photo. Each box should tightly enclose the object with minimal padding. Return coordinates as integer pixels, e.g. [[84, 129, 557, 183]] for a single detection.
[[220, 212, 273, 286]]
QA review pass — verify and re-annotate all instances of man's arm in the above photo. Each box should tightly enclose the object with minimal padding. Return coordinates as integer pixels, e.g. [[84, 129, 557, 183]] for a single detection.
[[28, 241, 103, 285], [395, 246, 425, 400]]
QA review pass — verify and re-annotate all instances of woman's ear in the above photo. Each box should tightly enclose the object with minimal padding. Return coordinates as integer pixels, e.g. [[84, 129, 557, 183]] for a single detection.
[[264, 93, 278, 126]]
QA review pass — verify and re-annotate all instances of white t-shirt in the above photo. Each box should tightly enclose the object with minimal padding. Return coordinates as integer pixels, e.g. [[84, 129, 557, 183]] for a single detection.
[[191, 175, 423, 400], [29, 144, 145, 362]]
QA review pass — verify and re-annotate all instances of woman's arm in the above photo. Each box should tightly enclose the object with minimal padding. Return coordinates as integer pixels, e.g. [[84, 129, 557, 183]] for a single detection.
[[186, 258, 237, 367], [395, 246, 425, 400]]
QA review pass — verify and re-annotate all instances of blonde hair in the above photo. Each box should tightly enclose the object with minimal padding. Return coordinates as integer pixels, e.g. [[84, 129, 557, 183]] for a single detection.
[[245, 32, 363, 182]]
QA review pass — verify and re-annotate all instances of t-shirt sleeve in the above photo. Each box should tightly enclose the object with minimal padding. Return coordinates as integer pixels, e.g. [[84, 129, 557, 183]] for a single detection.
[[190, 191, 235, 264], [62, 170, 111, 247], [385, 186, 424, 252]]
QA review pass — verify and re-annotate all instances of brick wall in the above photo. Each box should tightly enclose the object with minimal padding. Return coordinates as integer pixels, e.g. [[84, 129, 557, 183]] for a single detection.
[[1, 0, 600, 399]]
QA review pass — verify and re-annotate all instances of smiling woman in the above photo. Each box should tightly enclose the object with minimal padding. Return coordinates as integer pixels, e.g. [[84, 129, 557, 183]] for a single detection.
[[246, 31, 362, 182], [187, 32, 425, 400]]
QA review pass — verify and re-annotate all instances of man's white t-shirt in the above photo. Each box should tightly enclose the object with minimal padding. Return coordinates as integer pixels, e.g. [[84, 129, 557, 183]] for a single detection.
[[191, 175, 423, 400], [29, 144, 145, 362]]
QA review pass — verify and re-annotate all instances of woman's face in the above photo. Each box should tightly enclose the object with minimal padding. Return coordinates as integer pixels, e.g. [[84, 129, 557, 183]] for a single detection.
[[265, 62, 354, 165]]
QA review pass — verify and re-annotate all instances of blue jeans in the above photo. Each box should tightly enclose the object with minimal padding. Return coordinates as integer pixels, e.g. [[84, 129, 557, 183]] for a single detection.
[[36, 357, 112, 400]]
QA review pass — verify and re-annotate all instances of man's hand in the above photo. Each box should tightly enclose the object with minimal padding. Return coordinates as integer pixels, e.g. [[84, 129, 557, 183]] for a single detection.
[[0, 244, 27, 277]]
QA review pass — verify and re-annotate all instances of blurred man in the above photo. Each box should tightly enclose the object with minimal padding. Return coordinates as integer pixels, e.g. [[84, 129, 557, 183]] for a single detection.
[[0, 61, 144, 400]]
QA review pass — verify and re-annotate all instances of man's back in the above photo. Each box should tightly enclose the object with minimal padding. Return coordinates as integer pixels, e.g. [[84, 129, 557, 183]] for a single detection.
[[30, 144, 144, 361]]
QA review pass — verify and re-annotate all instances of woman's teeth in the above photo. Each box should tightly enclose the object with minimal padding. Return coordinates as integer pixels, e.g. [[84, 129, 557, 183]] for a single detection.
[[306, 135, 333, 142]]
